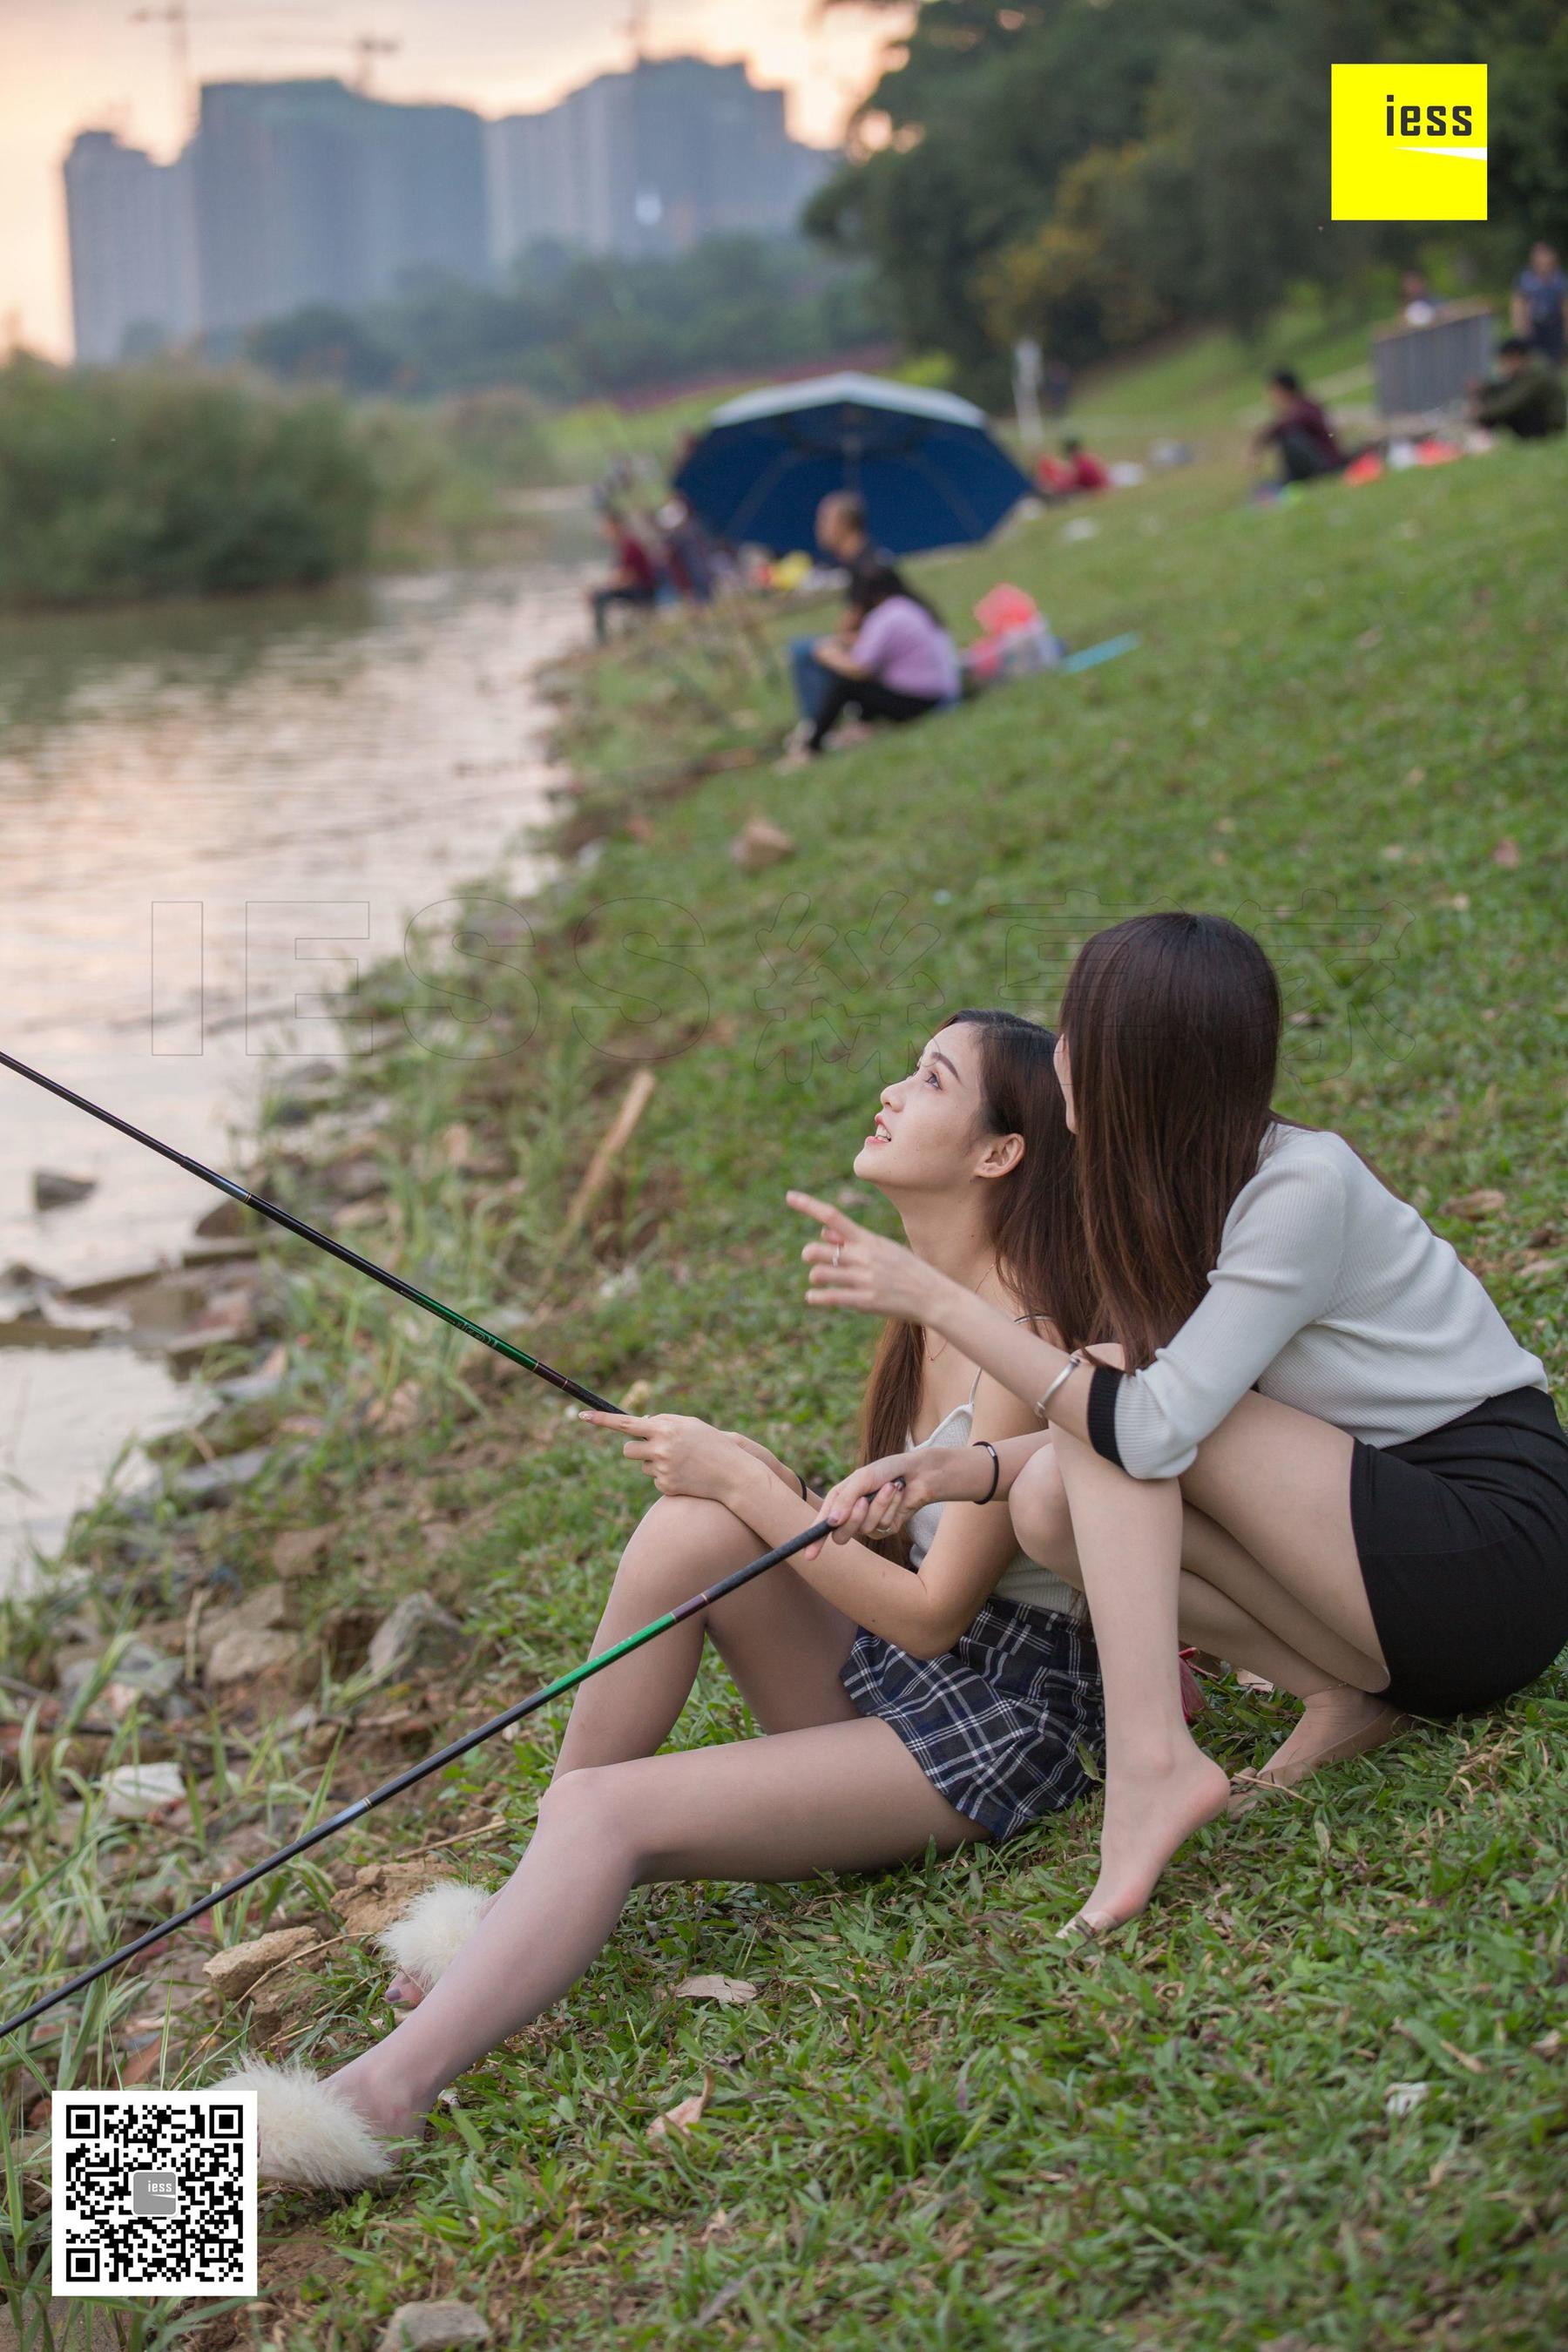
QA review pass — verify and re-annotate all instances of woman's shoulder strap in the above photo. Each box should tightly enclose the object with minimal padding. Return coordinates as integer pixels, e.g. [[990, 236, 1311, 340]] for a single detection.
[[967, 1312, 1046, 1405]]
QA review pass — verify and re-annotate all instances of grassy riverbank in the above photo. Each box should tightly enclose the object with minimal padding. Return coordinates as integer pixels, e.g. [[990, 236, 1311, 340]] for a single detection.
[[3, 417, 1566, 2349]]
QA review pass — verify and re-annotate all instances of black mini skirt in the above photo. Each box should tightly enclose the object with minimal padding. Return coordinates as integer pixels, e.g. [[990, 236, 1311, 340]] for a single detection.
[[1350, 1383, 1568, 1717]]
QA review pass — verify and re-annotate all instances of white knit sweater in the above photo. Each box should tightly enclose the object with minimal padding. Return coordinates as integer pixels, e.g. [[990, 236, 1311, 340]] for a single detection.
[[1102, 1123, 1549, 1480]]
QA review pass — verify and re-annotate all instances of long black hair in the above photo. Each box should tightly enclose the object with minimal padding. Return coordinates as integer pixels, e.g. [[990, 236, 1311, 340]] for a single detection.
[[860, 1008, 1097, 1556], [848, 559, 944, 632]]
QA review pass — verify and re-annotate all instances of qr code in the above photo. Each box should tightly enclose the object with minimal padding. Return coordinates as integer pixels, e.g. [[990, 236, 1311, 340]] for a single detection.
[[52, 2090, 257, 2296]]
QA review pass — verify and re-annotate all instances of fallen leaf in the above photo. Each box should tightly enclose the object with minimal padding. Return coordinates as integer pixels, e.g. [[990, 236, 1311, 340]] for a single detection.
[[1531, 2030, 1561, 2058], [693, 2279, 747, 2326], [1437, 2037, 1485, 2075], [1491, 837, 1521, 868], [729, 816, 795, 873], [1384, 2080, 1429, 2117], [674, 1973, 757, 2006], [1448, 1189, 1506, 1220], [647, 2071, 713, 2142]]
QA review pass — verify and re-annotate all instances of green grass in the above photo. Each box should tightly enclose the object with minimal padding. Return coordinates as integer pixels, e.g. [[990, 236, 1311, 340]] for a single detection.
[[3, 395, 1566, 2349]]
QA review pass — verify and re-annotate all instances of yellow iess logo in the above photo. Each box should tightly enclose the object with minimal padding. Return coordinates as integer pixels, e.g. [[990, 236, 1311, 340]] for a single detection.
[[1331, 64, 1488, 220]]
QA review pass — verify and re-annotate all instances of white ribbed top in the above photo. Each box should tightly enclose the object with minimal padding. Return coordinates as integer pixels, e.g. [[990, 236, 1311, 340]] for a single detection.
[[1108, 1123, 1549, 1480], [905, 1384, 1084, 1622]]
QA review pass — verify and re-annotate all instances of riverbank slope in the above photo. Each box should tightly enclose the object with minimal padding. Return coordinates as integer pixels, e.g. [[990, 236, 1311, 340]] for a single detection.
[[3, 425, 1565, 2349]]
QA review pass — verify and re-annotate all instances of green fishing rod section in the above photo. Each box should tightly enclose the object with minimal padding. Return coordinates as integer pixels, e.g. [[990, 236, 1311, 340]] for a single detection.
[[0, 1516, 833, 2040]]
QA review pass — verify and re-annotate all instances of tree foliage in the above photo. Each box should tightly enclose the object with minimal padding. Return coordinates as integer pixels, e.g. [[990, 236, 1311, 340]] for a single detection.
[[814, 0, 1568, 388], [246, 236, 888, 404]]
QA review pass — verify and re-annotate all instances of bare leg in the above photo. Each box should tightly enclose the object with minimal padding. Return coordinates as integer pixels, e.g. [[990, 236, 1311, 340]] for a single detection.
[[1169, 1393, 1411, 1788], [1017, 1389, 1416, 1930], [553, 1494, 862, 1773], [385, 1496, 862, 2006], [1048, 1432, 1230, 1934], [335, 1719, 983, 2139], [1011, 1432, 1409, 1800]]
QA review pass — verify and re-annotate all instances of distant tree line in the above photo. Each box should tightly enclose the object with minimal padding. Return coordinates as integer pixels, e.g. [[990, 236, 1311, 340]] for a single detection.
[[246, 236, 888, 403], [809, 0, 1568, 392]]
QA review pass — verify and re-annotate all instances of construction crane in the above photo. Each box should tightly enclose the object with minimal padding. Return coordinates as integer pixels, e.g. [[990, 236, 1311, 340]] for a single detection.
[[626, 1, 651, 64], [247, 31, 403, 94], [345, 34, 400, 94], [129, 4, 326, 132], [129, 3, 193, 133]]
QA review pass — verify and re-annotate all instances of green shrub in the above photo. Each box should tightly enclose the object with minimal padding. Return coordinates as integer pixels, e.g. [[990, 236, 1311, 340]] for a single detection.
[[0, 355, 379, 607]]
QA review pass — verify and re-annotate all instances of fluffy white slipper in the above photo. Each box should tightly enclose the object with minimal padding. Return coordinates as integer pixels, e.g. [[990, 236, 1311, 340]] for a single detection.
[[375, 1878, 494, 1994], [214, 2058, 397, 2191]]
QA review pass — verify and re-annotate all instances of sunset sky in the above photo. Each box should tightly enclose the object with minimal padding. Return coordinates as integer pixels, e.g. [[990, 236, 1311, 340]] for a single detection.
[[0, 0, 903, 359]]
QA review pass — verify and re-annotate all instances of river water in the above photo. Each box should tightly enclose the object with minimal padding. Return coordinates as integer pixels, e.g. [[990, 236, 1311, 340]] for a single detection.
[[0, 556, 589, 1588]]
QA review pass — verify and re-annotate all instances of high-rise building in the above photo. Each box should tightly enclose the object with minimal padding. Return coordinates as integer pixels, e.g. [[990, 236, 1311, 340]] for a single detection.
[[190, 81, 490, 341], [63, 58, 835, 359], [487, 56, 831, 271], [485, 104, 585, 259], [63, 130, 198, 362], [375, 102, 490, 294]]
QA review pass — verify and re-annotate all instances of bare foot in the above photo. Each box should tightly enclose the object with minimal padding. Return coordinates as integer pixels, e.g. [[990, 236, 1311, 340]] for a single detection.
[[386, 1971, 426, 2011], [1061, 1743, 1231, 1936], [1228, 1687, 1411, 1813], [325, 2053, 428, 2146]]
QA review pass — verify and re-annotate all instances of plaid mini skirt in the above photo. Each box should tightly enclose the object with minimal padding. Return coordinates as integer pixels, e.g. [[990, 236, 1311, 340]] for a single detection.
[[838, 1592, 1105, 1844]]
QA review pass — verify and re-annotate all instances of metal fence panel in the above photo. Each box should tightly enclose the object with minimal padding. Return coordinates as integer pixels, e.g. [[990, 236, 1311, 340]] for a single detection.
[[1372, 303, 1496, 419]]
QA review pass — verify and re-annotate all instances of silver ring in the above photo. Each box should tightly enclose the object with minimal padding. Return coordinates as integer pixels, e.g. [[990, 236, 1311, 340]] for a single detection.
[[833, 1242, 842, 1267]]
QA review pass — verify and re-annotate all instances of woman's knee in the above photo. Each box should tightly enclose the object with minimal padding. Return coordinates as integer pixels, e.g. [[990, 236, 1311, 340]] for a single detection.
[[618, 1493, 747, 1597], [537, 1764, 644, 1862], [1010, 1445, 1079, 1578]]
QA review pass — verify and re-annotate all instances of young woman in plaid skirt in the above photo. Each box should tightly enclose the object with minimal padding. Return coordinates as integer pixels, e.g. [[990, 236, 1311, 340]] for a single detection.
[[221, 1008, 1113, 2188]]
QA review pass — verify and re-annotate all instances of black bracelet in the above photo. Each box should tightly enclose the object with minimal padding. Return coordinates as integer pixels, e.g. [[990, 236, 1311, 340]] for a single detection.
[[796, 1469, 810, 1502], [971, 1440, 1000, 1505]]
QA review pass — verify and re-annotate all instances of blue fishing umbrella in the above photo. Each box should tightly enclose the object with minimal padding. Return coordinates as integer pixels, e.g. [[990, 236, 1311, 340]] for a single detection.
[[672, 372, 1035, 558]]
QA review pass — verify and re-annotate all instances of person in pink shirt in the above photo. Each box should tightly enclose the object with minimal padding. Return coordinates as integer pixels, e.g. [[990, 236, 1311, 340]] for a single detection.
[[801, 564, 962, 756]]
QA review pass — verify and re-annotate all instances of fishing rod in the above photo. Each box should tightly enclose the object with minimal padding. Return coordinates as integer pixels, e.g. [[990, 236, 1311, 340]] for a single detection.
[[0, 1046, 618, 1413], [0, 1520, 835, 2038], [0, 1048, 842, 2038]]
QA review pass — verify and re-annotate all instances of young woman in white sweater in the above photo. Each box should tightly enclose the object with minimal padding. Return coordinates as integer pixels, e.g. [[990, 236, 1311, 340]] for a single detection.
[[790, 912, 1568, 1938]]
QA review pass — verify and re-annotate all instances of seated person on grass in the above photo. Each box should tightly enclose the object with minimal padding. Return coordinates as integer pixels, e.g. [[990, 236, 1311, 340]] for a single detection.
[[791, 564, 962, 761], [786, 490, 889, 742], [1254, 368, 1347, 484], [1037, 436, 1111, 498], [1470, 338, 1567, 441], [587, 507, 659, 644]]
